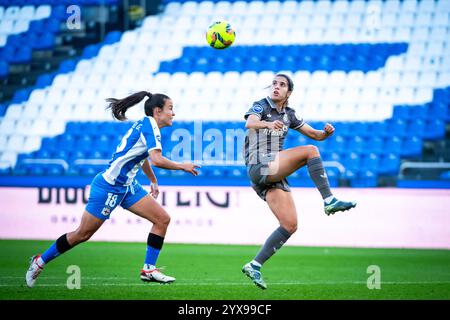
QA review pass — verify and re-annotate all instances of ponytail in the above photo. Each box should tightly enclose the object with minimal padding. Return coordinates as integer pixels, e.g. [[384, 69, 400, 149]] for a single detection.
[[106, 91, 152, 121]]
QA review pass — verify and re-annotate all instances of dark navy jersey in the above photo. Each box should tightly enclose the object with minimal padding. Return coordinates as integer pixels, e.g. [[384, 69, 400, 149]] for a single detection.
[[243, 97, 305, 165]]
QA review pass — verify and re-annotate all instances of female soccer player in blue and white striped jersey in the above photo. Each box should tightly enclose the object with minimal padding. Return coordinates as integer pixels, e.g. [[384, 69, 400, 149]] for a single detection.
[[26, 91, 200, 287]]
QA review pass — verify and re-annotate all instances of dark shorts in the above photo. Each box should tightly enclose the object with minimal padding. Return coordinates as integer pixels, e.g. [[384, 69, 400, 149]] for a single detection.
[[246, 162, 291, 201]]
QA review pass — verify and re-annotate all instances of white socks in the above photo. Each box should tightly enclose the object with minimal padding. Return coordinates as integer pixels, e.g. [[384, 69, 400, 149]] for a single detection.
[[251, 260, 262, 268], [37, 257, 46, 268], [143, 264, 156, 271]]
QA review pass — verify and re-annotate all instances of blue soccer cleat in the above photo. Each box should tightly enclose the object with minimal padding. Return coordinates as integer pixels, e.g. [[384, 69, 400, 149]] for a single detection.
[[242, 263, 267, 290], [324, 198, 357, 216]]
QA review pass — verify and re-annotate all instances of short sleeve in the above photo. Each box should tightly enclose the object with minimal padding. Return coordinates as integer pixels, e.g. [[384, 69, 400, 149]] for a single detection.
[[289, 109, 305, 129], [142, 117, 162, 152], [244, 103, 265, 120]]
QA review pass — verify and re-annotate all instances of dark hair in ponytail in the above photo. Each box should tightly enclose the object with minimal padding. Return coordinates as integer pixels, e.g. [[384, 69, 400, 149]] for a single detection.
[[106, 91, 170, 121]]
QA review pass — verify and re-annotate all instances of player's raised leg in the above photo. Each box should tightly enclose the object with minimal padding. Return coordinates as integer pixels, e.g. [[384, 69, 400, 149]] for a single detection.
[[126, 195, 175, 284], [26, 211, 104, 288], [267, 146, 356, 215], [242, 188, 297, 289]]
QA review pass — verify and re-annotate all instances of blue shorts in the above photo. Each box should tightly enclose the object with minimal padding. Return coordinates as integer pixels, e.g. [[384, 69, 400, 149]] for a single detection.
[[85, 173, 148, 220]]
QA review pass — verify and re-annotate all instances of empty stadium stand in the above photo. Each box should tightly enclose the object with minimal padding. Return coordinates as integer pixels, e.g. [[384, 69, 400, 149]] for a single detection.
[[1, 0, 449, 188]]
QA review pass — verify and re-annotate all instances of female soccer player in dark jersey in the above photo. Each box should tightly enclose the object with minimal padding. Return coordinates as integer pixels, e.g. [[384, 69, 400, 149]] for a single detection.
[[26, 91, 200, 287], [242, 74, 356, 289]]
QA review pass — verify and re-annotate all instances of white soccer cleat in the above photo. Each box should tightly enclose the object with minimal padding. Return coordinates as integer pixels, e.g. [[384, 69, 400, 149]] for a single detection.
[[26, 255, 44, 288], [140, 268, 175, 284]]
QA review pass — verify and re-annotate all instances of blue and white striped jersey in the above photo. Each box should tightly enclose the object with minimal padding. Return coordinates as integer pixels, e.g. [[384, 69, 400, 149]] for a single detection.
[[102, 116, 162, 186]]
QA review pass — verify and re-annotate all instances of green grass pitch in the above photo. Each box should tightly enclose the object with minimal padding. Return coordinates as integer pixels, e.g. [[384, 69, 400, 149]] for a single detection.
[[1, 240, 449, 300]]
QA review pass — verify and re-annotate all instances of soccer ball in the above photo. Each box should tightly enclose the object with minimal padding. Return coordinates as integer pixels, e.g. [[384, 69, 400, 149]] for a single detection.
[[206, 21, 235, 49]]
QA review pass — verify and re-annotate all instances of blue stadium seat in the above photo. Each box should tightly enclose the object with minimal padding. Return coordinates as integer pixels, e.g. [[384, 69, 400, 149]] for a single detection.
[[29, 166, 45, 176], [41, 137, 57, 151], [378, 153, 400, 175], [36, 73, 56, 88], [424, 119, 445, 140], [47, 164, 65, 176], [350, 170, 378, 188], [409, 105, 428, 120], [368, 121, 389, 137], [0, 61, 8, 78], [393, 105, 410, 119], [347, 136, 364, 153], [0, 167, 11, 175], [401, 136, 422, 157], [58, 59, 78, 73], [343, 152, 360, 173], [104, 30, 122, 45], [384, 136, 402, 154], [35, 149, 51, 159], [440, 171, 450, 180], [57, 134, 75, 150], [11, 88, 32, 103], [360, 153, 379, 173], [9, 46, 32, 64], [34, 32, 55, 50], [386, 119, 407, 137], [82, 44, 101, 59], [365, 136, 384, 154], [0, 103, 6, 116], [406, 119, 425, 138], [227, 167, 246, 178], [429, 102, 447, 119]]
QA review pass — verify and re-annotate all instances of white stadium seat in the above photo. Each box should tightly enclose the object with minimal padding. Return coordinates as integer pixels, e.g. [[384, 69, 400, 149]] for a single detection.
[[180, 1, 199, 16], [164, 2, 181, 15], [417, 0, 436, 13], [0, 20, 14, 34], [401, 0, 418, 13], [247, 1, 265, 15], [2, 0, 450, 165], [13, 20, 30, 34], [3, 6, 20, 20], [19, 6, 35, 20], [34, 5, 51, 19], [383, 0, 401, 13], [0, 34, 6, 47], [298, 1, 315, 14], [348, 0, 367, 13]]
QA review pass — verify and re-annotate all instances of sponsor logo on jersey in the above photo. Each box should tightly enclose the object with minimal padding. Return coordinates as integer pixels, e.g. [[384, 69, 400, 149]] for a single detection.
[[252, 104, 263, 113]]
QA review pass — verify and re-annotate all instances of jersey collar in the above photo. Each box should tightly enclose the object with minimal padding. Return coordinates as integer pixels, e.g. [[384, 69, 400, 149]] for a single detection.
[[265, 96, 286, 114]]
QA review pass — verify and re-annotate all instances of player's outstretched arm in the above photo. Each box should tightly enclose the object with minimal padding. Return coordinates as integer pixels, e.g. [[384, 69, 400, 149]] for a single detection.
[[296, 123, 335, 141], [149, 149, 200, 176]]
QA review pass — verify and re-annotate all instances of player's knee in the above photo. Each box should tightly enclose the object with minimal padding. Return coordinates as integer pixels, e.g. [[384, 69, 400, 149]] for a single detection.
[[307, 145, 320, 157], [281, 221, 297, 234], [74, 229, 94, 243], [158, 211, 171, 227]]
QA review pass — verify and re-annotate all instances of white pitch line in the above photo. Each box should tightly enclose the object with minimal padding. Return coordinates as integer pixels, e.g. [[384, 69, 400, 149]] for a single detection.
[[1, 281, 450, 288]]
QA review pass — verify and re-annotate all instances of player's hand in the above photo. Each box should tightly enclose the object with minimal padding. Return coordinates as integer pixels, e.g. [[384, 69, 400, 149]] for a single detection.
[[150, 181, 159, 199], [323, 123, 335, 137], [181, 163, 201, 176], [267, 120, 284, 131]]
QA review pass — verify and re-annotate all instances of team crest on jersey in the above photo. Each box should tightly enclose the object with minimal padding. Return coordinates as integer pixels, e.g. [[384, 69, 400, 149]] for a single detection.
[[101, 208, 111, 216], [283, 114, 288, 122], [252, 104, 263, 113]]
